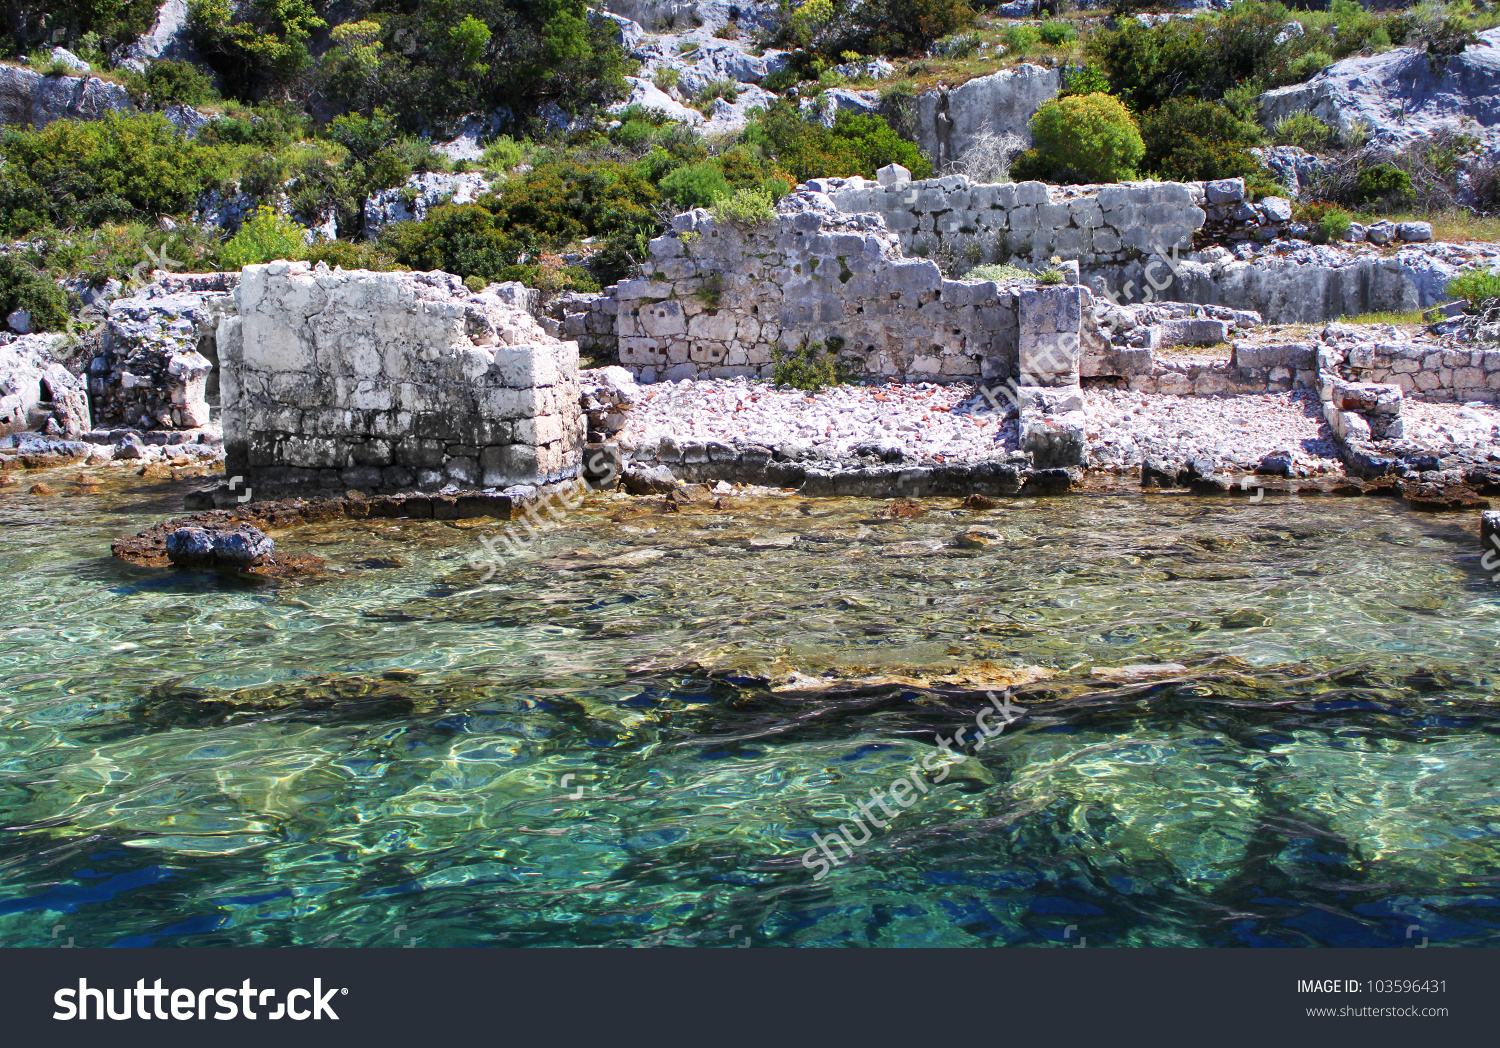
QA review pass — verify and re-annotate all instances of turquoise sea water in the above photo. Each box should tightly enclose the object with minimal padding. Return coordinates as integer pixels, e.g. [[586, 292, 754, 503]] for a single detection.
[[2, 471, 1500, 947]]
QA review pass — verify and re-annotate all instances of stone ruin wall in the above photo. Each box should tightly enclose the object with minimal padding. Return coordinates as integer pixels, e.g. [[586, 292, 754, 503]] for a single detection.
[[615, 191, 1021, 385], [218, 261, 584, 495]]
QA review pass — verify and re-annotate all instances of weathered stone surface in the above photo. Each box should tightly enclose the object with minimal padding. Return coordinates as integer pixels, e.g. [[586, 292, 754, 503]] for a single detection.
[[0, 334, 91, 439], [0, 64, 133, 129], [165, 525, 274, 569], [914, 64, 1062, 170], [221, 262, 584, 494], [1258, 29, 1500, 159]]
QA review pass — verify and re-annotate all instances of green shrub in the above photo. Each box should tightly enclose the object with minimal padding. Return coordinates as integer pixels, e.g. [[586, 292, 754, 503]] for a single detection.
[[216, 206, 308, 268], [1003, 24, 1041, 55], [0, 112, 228, 233], [763, 65, 800, 93], [1273, 111, 1334, 153], [303, 239, 397, 270], [1140, 98, 1264, 182], [965, 263, 1033, 282], [0, 256, 68, 332], [1023, 93, 1143, 184], [379, 203, 513, 280], [1408, 0, 1480, 67], [1060, 63, 1110, 97], [1352, 163, 1413, 205], [712, 187, 777, 226], [743, 101, 932, 182], [697, 272, 725, 306], [694, 79, 740, 115], [845, 0, 974, 56], [125, 59, 218, 110], [653, 66, 681, 92], [1448, 269, 1500, 308], [1288, 49, 1333, 81], [772, 340, 850, 391], [1039, 21, 1078, 45], [1317, 206, 1352, 242], [659, 162, 733, 209], [482, 135, 530, 173]]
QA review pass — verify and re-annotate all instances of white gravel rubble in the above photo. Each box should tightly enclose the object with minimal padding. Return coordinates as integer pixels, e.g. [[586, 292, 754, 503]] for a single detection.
[[1084, 388, 1344, 474], [1401, 399, 1500, 450], [618, 377, 1018, 463]]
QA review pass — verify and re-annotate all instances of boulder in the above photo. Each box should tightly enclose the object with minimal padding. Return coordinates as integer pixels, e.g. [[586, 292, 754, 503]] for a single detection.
[[1258, 29, 1500, 159], [0, 64, 133, 130], [0, 335, 91, 439], [165, 525, 275, 569], [915, 64, 1061, 170], [114, 0, 202, 70], [801, 88, 882, 128], [362, 170, 493, 239]]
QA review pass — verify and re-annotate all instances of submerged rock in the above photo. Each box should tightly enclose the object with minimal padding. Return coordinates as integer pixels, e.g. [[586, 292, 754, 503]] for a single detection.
[[166, 525, 275, 569]]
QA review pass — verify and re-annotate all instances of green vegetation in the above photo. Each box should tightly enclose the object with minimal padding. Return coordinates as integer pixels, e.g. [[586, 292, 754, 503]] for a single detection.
[[772, 339, 851, 392], [1012, 93, 1143, 185], [1273, 112, 1335, 152], [743, 101, 932, 182], [125, 59, 219, 109], [0, 256, 69, 332], [965, 263, 1033, 282], [712, 187, 778, 226], [1140, 98, 1264, 184], [215, 206, 309, 268], [1448, 269, 1500, 308]]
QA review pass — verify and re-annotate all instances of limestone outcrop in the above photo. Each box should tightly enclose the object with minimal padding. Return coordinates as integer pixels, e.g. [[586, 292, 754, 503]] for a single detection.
[[0, 64, 132, 129], [218, 262, 584, 494], [914, 64, 1061, 171], [1259, 29, 1500, 158], [0, 334, 90, 439]]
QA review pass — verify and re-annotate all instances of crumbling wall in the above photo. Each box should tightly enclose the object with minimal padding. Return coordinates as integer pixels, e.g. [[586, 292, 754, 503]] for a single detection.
[[0, 333, 90, 438], [1346, 340, 1500, 404], [219, 261, 584, 494], [615, 190, 1020, 384], [92, 274, 235, 430]]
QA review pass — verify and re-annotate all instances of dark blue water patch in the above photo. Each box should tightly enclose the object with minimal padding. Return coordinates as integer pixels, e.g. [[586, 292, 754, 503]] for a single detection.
[[922, 869, 1041, 892], [1043, 725, 1078, 734], [1028, 896, 1105, 916], [1281, 909, 1390, 948], [218, 888, 294, 907], [0, 866, 176, 916], [841, 743, 898, 761], [113, 912, 228, 947]]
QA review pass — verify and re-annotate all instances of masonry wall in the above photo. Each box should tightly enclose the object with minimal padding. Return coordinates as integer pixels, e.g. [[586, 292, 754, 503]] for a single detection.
[[1353, 342, 1500, 403], [219, 261, 584, 494], [824, 173, 1285, 267], [615, 191, 1020, 385]]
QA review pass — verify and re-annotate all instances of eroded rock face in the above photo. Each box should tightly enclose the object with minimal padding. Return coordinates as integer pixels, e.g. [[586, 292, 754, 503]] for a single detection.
[[362, 171, 494, 239], [94, 276, 236, 429], [0, 64, 133, 129], [219, 262, 584, 495], [1259, 29, 1500, 159], [914, 64, 1061, 171], [0, 334, 90, 439]]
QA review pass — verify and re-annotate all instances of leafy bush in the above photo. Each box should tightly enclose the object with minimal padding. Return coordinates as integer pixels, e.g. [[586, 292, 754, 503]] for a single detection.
[[0, 256, 68, 332], [1140, 98, 1263, 182], [1352, 163, 1413, 205], [126, 59, 218, 108], [1448, 269, 1500, 308], [743, 102, 932, 182], [1003, 24, 1041, 55], [1288, 49, 1333, 81], [216, 205, 308, 268], [482, 135, 530, 173], [653, 66, 681, 92], [1061, 63, 1110, 96], [303, 239, 397, 270], [712, 187, 777, 226], [1273, 111, 1334, 153], [379, 203, 512, 279], [1016, 93, 1143, 184], [1317, 206, 1352, 242], [1039, 21, 1078, 45], [965, 262, 1033, 282], [659, 162, 733, 209], [694, 79, 740, 115], [189, 0, 326, 96], [1408, 0, 1480, 67], [772, 340, 850, 391], [0, 112, 230, 234], [846, 0, 974, 56]]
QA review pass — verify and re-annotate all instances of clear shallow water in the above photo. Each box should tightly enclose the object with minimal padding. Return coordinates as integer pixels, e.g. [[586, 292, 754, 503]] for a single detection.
[[3, 473, 1500, 947]]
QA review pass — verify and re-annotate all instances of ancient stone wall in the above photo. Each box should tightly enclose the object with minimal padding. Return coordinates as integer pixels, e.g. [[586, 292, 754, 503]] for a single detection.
[[92, 274, 235, 429], [826, 171, 1223, 267], [0, 333, 90, 438], [1352, 342, 1500, 403], [614, 191, 1021, 384], [218, 261, 584, 494]]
